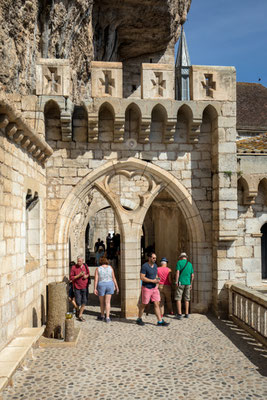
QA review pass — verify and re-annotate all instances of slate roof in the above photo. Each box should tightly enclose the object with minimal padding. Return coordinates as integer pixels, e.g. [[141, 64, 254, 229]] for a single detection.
[[237, 82, 267, 131], [237, 133, 267, 154]]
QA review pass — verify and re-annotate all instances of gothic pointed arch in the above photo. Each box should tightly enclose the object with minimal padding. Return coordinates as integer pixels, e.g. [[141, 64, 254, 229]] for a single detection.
[[150, 104, 167, 142], [98, 102, 115, 142], [125, 103, 141, 141], [44, 100, 61, 141], [72, 105, 88, 142]]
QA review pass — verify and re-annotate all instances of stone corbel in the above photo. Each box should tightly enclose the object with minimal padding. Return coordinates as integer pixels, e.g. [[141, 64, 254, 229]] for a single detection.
[[243, 190, 258, 205], [114, 116, 125, 142], [21, 137, 31, 149], [0, 108, 52, 163], [60, 110, 72, 142], [88, 113, 98, 142], [164, 118, 176, 143], [139, 117, 151, 143], [13, 130, 24, 143], [5, 123, 17, 138], [188, 118, 202, 143], [0, 114, 9, 129], [241, 175, 259, 205]]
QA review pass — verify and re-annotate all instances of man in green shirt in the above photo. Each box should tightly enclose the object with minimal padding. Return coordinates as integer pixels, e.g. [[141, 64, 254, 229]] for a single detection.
[[175, 252, 194, 320]]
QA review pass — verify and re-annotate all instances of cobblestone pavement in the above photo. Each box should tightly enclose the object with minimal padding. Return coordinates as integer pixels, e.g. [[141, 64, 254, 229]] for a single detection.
[[2, 305, 267, 400]]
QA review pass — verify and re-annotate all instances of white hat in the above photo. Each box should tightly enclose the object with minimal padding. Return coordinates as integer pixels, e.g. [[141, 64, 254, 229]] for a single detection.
[[179, 252, 187, 258]]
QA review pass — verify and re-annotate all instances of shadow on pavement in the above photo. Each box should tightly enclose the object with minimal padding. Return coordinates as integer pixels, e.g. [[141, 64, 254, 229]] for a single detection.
[[207, 314, 267, 377], [84, 299, 162, 326]]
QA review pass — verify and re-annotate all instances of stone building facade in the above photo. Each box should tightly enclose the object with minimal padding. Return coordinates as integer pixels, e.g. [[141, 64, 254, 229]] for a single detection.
[[0, 54, 266, 348]]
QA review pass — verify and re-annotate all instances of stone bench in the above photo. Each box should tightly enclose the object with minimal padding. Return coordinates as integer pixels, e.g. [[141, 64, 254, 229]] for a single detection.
[[0, 326, 45, 393]]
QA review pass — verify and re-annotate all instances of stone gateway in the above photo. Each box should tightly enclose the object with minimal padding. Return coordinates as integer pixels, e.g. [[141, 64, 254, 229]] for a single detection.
[[0, 0, 266, 349]]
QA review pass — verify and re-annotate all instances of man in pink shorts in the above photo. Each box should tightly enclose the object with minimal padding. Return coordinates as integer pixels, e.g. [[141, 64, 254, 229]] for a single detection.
[[136, 252, 169, 327]]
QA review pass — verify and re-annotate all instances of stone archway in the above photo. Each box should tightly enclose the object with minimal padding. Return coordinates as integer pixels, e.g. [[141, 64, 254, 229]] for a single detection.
[[52, 158, 208, 317]]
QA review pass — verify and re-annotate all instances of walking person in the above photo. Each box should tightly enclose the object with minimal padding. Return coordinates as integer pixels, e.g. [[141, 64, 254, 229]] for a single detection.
[[136, 252, 169, 327], [70, 256, 90, 322], [95, 246, 105, 266], [69, 261, 78, 314], [157, 257, 174, 317], [94, 256, 119, 323], [175, 252, 194, 319]]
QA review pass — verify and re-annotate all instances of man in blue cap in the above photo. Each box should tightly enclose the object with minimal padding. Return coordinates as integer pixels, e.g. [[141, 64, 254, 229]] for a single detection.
[[157, 257, 174, 317]]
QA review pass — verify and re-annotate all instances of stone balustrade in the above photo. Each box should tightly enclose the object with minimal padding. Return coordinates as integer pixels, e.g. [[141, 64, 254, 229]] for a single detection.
[[226, 281, 267, 346]]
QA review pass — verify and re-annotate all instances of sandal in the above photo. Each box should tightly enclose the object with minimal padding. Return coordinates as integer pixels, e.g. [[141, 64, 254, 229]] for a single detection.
[[78, 316, 85, 322]]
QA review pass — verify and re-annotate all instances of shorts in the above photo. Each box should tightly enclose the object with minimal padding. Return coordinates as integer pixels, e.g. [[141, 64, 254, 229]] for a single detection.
[[97, 281, 115, 296], [74, 288, 88, 306], [175, 285, 191, 302], [141, 286, 160, 304]]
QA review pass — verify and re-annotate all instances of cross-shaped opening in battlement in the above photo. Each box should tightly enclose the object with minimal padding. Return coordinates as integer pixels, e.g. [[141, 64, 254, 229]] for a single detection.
[[100, 70, 115, 95], [151, 72, 166, 96], [44, 67, 61, 94], [202, 74, 216, 97]]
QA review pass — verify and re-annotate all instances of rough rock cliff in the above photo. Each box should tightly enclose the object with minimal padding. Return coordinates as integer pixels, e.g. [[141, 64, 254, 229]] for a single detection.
[[0, 0, 191, 100]]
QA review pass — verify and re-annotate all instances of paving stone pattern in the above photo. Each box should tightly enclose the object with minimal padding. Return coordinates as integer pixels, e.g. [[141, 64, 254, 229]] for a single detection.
[[2, 306, 267, 400]]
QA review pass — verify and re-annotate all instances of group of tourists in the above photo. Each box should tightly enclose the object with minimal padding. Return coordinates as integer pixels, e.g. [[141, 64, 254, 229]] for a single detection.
[[137, 251, 194, 326], [69, 250, 194, 325], [94, 233, 120, 267]]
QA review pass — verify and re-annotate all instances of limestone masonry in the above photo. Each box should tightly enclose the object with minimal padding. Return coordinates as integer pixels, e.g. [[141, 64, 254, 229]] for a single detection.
[[0, 0, 266, 349]]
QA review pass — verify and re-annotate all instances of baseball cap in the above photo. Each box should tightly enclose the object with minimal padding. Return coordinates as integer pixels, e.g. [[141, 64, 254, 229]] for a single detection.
[[160, 257, 168, 263]]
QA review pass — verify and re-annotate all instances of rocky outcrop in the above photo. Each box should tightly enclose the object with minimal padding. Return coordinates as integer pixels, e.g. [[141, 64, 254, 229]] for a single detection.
[[93, 0, 191, 61], [0, 0, 191, 100]]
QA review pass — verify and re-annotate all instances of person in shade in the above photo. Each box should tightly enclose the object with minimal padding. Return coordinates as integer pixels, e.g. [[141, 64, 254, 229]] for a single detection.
[[175, 252, 194, 319], [136, 252, 169, 327], [70, 256, 90, 322], [157, 257, 174, 317], [69, 261, 78, 314], [94, 256, 119, 323]]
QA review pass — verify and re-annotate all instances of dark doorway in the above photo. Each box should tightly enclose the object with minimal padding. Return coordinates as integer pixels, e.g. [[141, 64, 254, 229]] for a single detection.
[[261, 223, 267, 279]]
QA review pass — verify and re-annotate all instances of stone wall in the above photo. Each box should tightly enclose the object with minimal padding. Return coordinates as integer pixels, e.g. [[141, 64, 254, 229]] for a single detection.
[[236, 156, 267, 285], [0, 127, 47, 348]]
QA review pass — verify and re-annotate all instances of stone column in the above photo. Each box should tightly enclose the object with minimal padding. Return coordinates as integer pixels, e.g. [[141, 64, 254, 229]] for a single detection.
[[44, 282, 67, 339], [212, 108, 237, 317], [120, 223, 142, 318]]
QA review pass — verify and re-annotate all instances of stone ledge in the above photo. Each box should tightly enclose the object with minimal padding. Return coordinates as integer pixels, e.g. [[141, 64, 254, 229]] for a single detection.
[[0, 326, 45, 393], [0, 96, 53, 164], [225, 281, 267, 309]]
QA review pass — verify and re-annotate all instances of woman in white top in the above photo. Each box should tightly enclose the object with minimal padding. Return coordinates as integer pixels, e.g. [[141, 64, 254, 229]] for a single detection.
[[94, 256, 119, 323]]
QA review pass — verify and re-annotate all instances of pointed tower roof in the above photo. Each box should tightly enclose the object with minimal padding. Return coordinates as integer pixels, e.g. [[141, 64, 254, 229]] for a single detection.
[[175, 26, 191, 68]]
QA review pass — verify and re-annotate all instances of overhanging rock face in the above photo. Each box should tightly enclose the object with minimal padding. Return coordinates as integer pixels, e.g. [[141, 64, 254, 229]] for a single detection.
[[93, 0, 192, 61], [0, 0, 191, 101]]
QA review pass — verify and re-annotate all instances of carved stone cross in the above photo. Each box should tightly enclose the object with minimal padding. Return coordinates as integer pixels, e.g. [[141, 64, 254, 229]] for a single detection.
[[44, 67, 61, 94], [151, 72, 166, 96], [100, 70, 115, 95], [202, 74, 216, 97]]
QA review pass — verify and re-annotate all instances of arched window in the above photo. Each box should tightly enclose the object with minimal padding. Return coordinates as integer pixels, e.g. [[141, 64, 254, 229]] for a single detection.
[[176, 105, 192, 142], [72, 106, 88, 142], [125, 103, 141, 142], [26, 190, 40, 266], [44, 100, 61, 142], [150, 104, 167, 142]]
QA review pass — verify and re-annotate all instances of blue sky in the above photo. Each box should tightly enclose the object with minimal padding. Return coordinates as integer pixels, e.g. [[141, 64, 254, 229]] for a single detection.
[[180, 0, 267, 87]]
